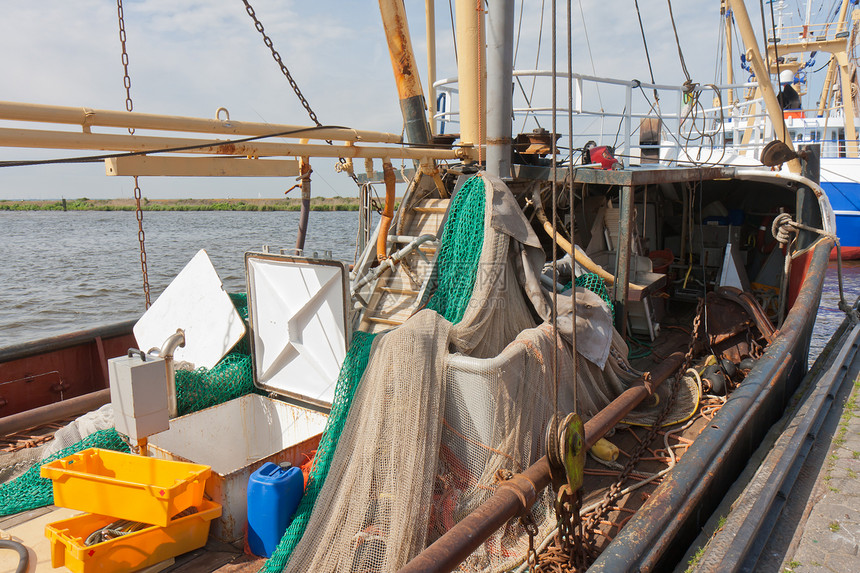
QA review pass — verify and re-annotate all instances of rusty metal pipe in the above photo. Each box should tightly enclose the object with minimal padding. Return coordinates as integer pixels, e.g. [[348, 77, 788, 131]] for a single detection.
[[379, 0, 432, 146], [583, 352, 685, 449], [377, 161, 396, 261], [399, 351, 685, 573], [296, 157, 312, 252], [0, 388, 112, 436]]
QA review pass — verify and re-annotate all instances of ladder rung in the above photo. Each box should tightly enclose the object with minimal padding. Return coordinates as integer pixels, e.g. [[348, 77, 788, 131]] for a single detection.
[[365, 316, 405, 326], [380, 286, 420, 295]]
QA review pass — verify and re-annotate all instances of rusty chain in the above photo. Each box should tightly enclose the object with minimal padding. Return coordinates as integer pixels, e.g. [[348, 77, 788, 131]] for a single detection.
[[117, 1, 150, 309], [531, 299, 705, 570], [117, 0, 134, 120], [520, 513, 540, 571], [241, 0, 362, 188], [133, 176, 151, 308], [241, 0, 321, 128], [581, 300, 703, 539]]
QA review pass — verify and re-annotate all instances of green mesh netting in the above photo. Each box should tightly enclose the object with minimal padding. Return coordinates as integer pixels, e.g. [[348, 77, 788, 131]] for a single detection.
[[425, 175, 487, 324], [263, 175, 488, 572], [262, 331, 378, 572], [175, 293, 258, 416], [575, 272, 615, 321], [0, 429, 130, 516], [0, 293, 256, 517]]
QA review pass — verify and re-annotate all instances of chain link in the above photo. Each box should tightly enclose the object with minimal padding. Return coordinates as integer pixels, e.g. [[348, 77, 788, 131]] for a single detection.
[[241, 0, 321, 128], [117, 1, 150, 309], [116, 0, 134, 122], [577, 298, 705, 560], [240, 0, 362, 189], [520, 513, 540, 572], [133, 176, 151, 308]]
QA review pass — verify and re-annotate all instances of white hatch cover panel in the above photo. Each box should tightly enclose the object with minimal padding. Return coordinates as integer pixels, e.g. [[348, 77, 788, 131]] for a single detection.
[[245, 253, 348, 408], [133, 249, 246, 369]]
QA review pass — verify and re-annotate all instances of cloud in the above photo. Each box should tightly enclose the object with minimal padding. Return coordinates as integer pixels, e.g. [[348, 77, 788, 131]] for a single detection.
[[0, 0, 724, 199]]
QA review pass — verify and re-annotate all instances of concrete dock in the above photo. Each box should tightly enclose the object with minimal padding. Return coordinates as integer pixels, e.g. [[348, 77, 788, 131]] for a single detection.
[[681, 316, 860, 573], [779, 375, 860, 572]]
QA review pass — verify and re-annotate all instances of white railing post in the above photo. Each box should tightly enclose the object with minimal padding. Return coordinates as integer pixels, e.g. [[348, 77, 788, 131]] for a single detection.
[[624, 84, 632, 165]]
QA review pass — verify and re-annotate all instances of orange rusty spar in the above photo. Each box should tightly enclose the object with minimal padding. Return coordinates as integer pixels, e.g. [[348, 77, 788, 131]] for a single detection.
[[377, 161, 396, 261]]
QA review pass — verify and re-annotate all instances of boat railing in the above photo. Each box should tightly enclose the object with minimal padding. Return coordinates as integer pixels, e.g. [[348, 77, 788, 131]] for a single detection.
[[433, 71, 774, 166], [767, 21, 851, 44], [435, 69, 860, 165]]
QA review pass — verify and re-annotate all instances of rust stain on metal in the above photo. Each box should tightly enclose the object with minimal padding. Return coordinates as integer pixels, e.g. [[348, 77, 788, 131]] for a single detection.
[[216, 143, 238, 155]]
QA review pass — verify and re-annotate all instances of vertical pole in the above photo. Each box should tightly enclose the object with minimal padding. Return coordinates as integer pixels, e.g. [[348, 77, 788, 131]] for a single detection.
[[723, 1, 735, 107], [295, 156, 311, 253], [836, 54, 859, 157], [426, 0, 437, 136], [615, 185, 634, 339], [379, 0, 432, 145], [624, 85, 632, 166], [730, 0, 801, 173], [485, 0, 514, 177], [455, 0, 486, 155], [817, 0, 851, 116]]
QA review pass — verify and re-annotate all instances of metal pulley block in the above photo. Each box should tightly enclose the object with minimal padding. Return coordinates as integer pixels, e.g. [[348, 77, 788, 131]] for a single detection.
[[545, 412, 586, 494]]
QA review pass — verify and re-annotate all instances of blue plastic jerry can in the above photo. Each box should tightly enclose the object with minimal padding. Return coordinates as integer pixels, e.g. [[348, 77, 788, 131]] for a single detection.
[[247, 461, 304, 557]]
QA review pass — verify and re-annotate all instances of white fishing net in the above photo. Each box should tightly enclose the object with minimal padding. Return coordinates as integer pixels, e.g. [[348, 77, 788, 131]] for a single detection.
[[284, 174, 637, 572]]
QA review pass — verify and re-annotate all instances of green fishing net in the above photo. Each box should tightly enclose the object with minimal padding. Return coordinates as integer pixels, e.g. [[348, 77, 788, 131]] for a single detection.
[[425, 175, 487, 324], [264, 175, 487, 572], [575, 272, 615, 321], [262, 331, 378, 572], [174, 293, 258, 416], [0, 429, 130, 517]]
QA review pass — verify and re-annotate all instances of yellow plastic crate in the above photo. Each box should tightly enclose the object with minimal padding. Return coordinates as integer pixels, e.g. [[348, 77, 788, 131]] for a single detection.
[[40, 448, 210, 527], [45, 500, 221, 573]]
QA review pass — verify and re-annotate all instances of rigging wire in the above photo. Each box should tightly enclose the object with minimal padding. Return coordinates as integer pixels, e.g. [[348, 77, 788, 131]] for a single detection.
[[769, 0, 789, 145], [714, 8, 727, 87], [633, 0, 660, 103], [666, 0, 692, 84], [567, 0, 578, 418], [512, 0, 542, 129], [551, 0, 559, 425], [760, 0, 773, 73], [576, 0, 604, 110], [518, 0, 548, 133], [448, 0, 458, 64]]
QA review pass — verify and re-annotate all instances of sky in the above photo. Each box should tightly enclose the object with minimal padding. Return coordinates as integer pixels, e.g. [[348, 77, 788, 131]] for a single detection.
[[0, 1, 817, 200]]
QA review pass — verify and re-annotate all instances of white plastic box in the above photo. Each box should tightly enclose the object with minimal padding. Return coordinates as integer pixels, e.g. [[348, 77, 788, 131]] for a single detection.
[[147, 394, 328, 542], [108, 352, 169, 441]]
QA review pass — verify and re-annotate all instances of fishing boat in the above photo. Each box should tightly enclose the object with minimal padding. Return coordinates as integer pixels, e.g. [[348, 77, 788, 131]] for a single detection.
[[0, 1, 853, 572], [639, 0, 860, 259]]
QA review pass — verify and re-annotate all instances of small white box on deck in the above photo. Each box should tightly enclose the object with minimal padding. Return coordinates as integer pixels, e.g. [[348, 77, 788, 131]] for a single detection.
[[109, 352, 169, 441]]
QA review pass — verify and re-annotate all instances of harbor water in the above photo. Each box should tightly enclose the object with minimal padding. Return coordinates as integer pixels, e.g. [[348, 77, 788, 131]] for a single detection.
[[0, 210, 362, 347], [1, 210, 858, 364]]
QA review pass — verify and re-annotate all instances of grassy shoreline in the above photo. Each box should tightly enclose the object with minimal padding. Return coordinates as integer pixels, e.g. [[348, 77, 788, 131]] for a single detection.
[[0, 197, 364, 212]]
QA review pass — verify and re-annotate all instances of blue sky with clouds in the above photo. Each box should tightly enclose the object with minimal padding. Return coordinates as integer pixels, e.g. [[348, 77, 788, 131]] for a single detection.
[[0, 1, 771, 199]]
